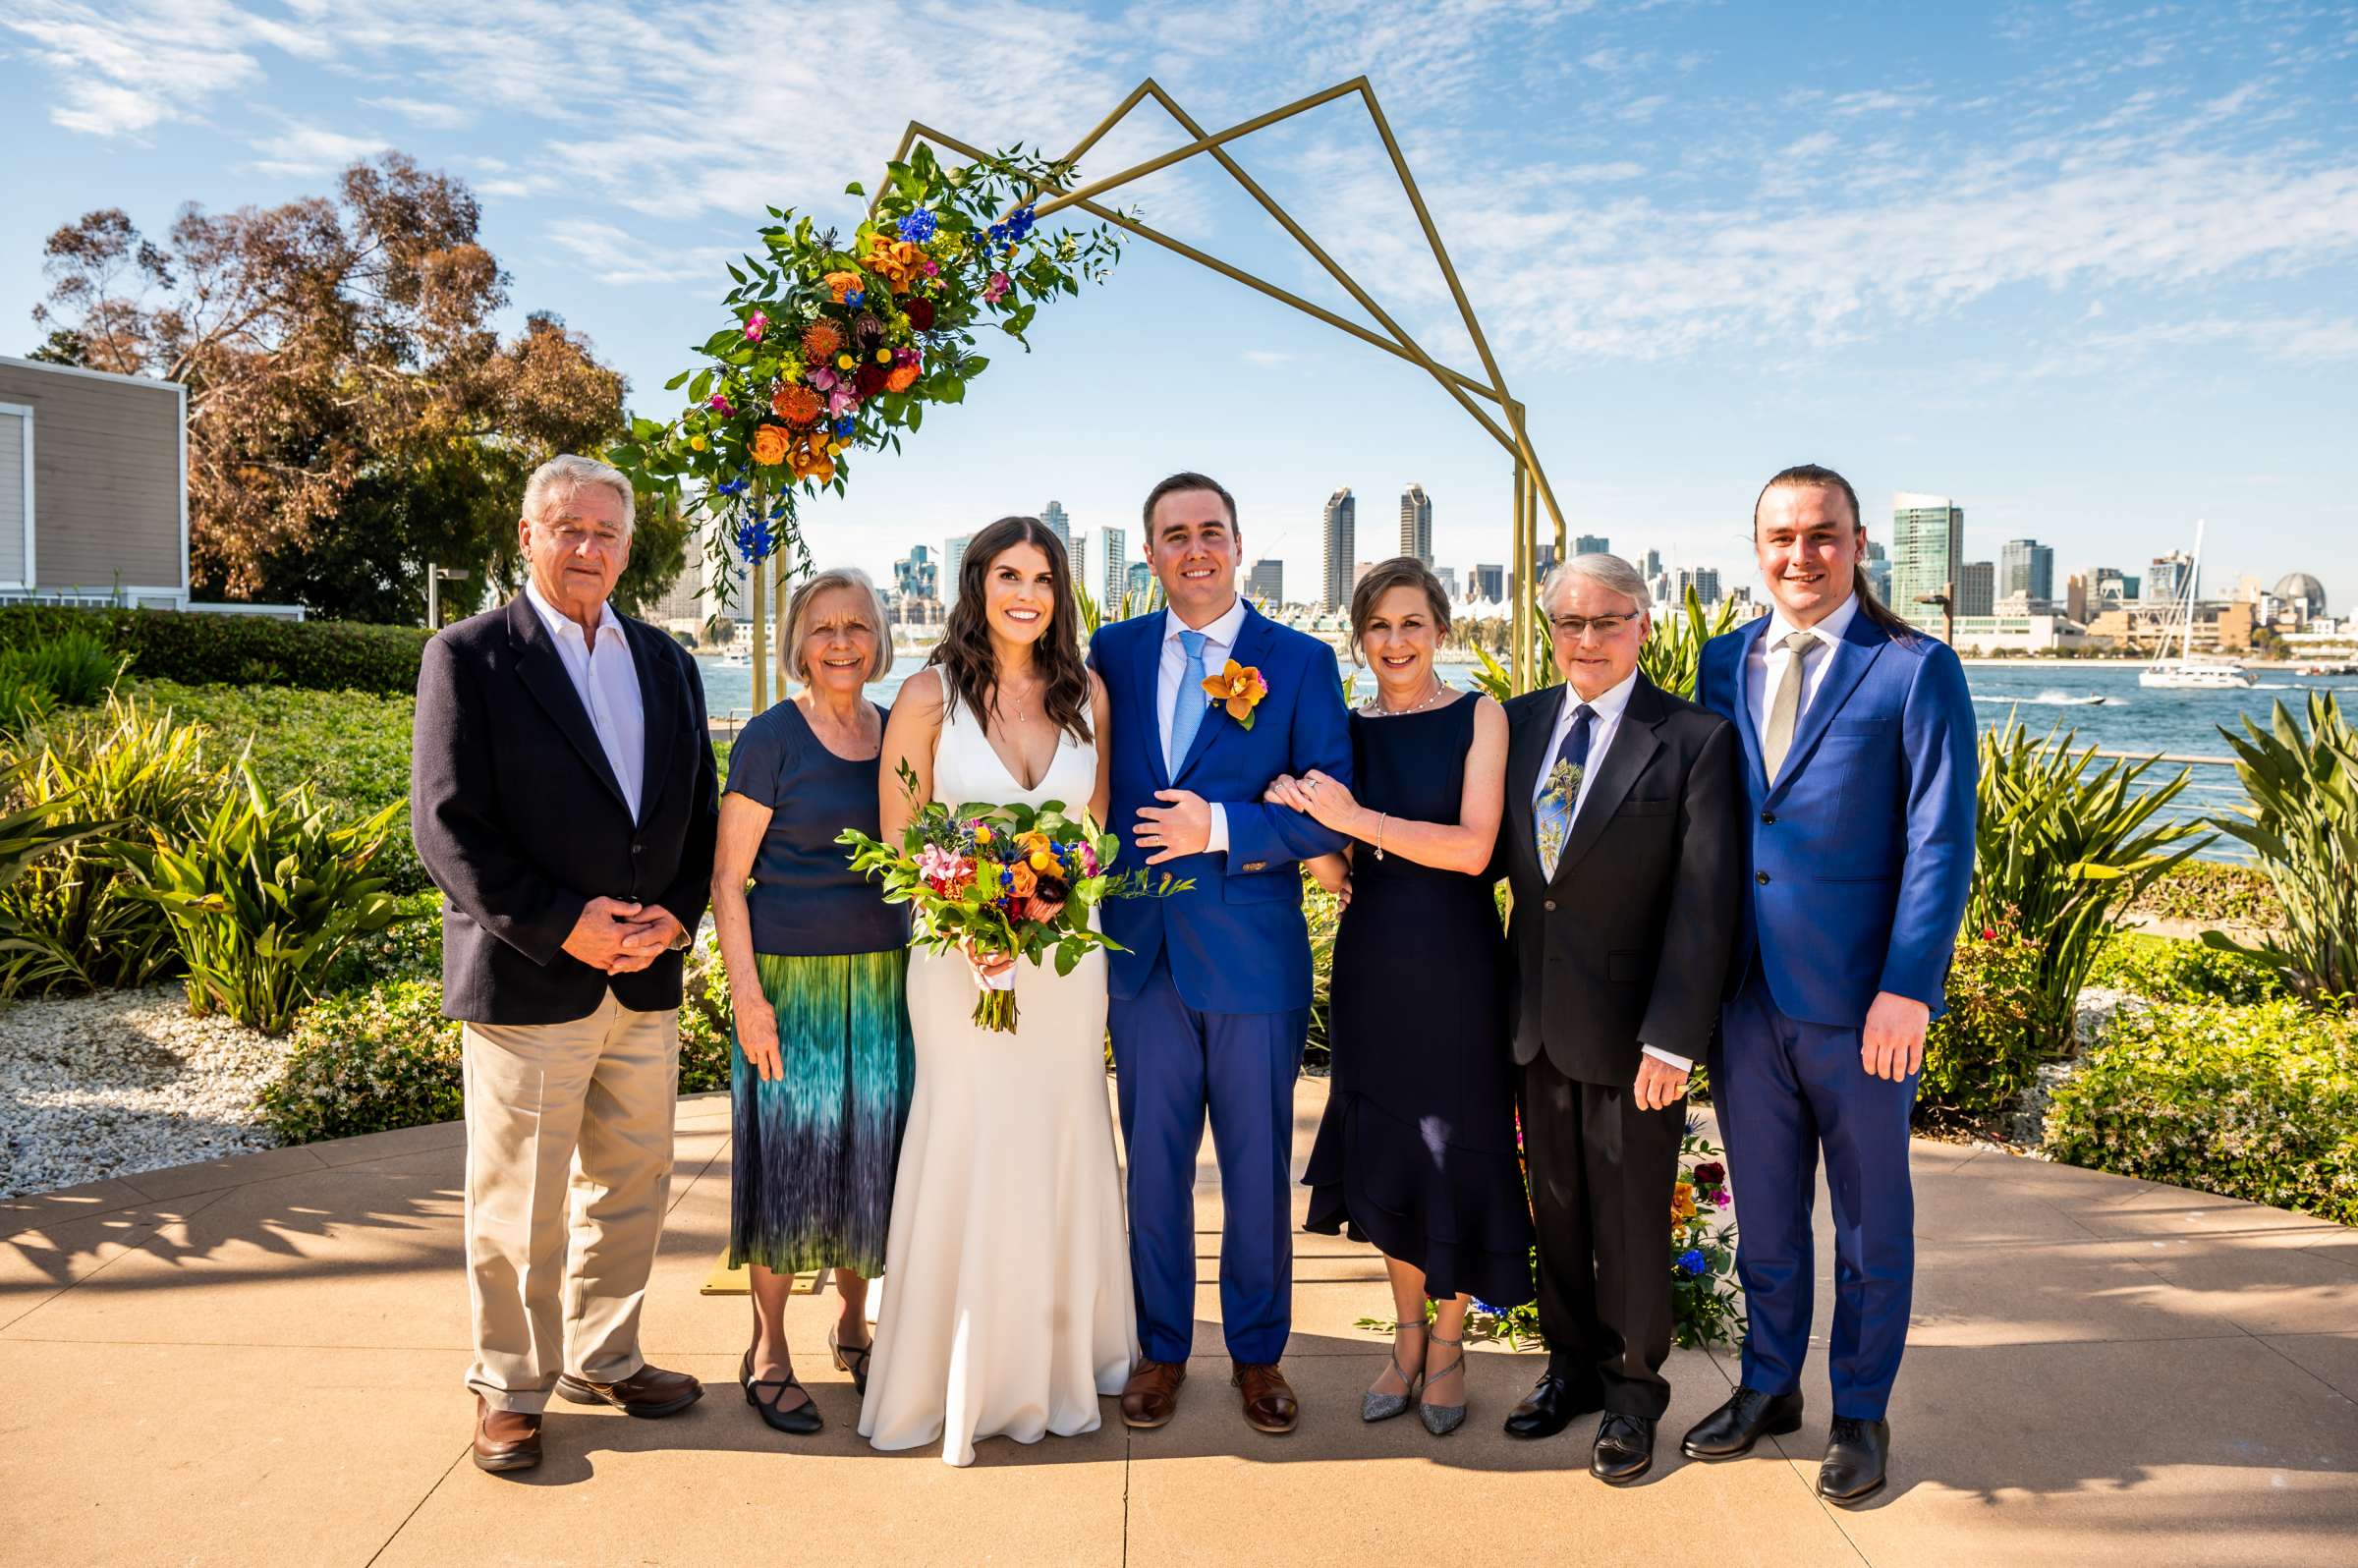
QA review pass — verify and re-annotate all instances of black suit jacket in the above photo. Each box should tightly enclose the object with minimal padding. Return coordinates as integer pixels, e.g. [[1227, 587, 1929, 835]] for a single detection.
[[411, 595, 718, 1026], [1498, 673, 1742, 1084]]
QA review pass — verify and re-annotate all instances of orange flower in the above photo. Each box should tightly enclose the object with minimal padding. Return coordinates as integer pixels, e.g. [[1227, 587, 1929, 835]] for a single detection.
[[1670, 1182, 1698, 1224], [863, 235, 926, 293], [801, 320, 843, 362], [884, 364, 920, 393], [1200, 659, 1270, 730], [749, 423, 790, 467], [771, 384, 822, 426], [823, 270, 863, 304], [1008, 862, 1039, 898]]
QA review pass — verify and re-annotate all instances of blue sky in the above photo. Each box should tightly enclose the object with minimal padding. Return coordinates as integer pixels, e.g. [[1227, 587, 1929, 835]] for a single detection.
[[4, 0, 2355, 612]]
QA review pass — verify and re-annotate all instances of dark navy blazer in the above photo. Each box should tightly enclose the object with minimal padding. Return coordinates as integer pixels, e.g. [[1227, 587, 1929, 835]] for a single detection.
[[1695, 609, 1977, 1029], [1089, 601, 1353, 1013]]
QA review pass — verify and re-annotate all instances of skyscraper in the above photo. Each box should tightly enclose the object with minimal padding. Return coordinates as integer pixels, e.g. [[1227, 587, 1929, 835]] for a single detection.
[[1574, 533, 1610, 557], [1864, 539, 1892, 606], [2000, 538, 2054, 602], [1246, 559, 1284, 605], [1322, 487, 1356, 611], [1040, 499, 1071, 559], [893, 544, 938, 602], [943, 532, 974, 606], [1471, 563, 1505, 603], [1434, 566, 1459, 599], [1674, 567, 1722, 606], [1958, 561, 1995, 618], [1070, 532, 1088, 597], [1098, 525, 1128, 610], [2148, 550, 2195, 605], [1125, 561, 1152, 601], [1638, 547, 1662, 581], [1890, 492, 1964, 630], [1398, 483, 1432, 566]]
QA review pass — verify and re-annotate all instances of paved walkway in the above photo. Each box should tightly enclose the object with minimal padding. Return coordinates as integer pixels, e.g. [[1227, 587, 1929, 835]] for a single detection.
[[4, 1081, 2354, 1566]]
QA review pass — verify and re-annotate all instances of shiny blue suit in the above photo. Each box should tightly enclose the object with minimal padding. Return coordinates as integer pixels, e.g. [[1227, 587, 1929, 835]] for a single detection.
[[1695, 607, 1975, 1420], [1090, 602, 1352, 1365]]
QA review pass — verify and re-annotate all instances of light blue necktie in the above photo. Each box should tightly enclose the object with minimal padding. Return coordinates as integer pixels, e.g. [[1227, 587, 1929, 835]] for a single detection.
[[1168, 629, 1209, 772]]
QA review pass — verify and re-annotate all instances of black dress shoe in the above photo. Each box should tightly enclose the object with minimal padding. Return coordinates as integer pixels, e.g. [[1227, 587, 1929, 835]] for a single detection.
[[1590, 1412, 1656, 1484], [1819, 1416, 1891, 1503], [1502, 1372, 1602, 1440], [1681, 1385, 1805, 1459]]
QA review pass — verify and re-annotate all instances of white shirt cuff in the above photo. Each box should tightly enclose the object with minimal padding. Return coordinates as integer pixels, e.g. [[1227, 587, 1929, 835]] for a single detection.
[[1206, 803, 1229, 855], [1640, 1044, 1692, 1074]]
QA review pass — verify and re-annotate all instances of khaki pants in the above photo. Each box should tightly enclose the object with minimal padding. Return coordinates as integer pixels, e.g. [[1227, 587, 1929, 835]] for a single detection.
[[462, 992, 680, 1413]]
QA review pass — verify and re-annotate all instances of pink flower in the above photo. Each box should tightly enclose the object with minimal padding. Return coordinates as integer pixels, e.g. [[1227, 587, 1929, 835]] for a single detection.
[[707, 393, 734, 415], [983, 271, 1010, 305], [1078, 841, 1099, 877], [807, 365, 838, 392], [917, 844, 973, 892], [827, 388, 861, 418], [922, 257, 941, 277], [744, 310, 768, 342]]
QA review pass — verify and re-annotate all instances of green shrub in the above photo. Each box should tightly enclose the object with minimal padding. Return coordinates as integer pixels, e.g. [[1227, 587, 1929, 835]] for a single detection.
[[0, 665, 52, 736], [323, 888, 446, 990], [2129, 861, 2277, 927], [2045, 998, 2358, 1225], [2088, 930, 2284, 1005], [137, 766, 407, 1035], [2205, 693, 2358, 1002], [1918, 922, 2044, 1129], [258, 979, 463, 1144], [676, 930, 735, 1093], [1970, 719, 2212, 1055], [0, 697, 223, 995], [0, 627, 125, 706], [1303, 876, 1340, 1072], [131, 679, 425, 893], [0, 605, 428, 696]]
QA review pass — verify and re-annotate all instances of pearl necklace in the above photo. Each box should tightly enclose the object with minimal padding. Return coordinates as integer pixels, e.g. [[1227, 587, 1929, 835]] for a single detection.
[[1366, 677, 1449, 717]]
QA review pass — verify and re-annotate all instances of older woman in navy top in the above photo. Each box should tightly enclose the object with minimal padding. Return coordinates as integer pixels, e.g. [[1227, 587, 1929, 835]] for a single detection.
[[710, 567, 914, 1434]]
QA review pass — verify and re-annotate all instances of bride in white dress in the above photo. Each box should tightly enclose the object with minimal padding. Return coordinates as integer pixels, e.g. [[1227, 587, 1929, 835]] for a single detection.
[[861, 516, 1138, 1467]]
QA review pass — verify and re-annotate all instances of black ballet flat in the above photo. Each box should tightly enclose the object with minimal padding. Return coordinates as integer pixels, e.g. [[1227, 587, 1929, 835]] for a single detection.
[[741, 1344, 823, 1435]]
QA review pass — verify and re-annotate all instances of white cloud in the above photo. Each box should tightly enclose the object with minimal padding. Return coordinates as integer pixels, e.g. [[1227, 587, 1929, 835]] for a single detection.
[[545, 219, 738, 286], [245, 120, 389, 176], [365, 95, 475, 130], [2, 0, 297, 137]]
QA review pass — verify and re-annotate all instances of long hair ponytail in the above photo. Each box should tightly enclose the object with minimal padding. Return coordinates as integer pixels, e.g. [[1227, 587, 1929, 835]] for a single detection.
[[1757, 464, 1919, 642]]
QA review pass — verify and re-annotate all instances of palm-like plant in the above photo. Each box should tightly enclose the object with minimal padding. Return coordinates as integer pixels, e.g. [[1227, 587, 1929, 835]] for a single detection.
[[2204, 693, 2358, 1003], [1469, 585, 1741, 701], [1969, 719, 2213, 1054]]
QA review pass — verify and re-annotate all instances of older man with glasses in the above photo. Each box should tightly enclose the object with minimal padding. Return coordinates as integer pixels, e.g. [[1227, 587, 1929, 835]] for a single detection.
[[1492, 552, 1742, 1484]]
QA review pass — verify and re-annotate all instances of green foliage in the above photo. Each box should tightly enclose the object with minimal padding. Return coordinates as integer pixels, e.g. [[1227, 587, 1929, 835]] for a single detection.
[[133, 678, 425, 892], [2128, 861, 2278, 928], [1918, 923, 2045, 1129], [2087, 930, 2284, 1006], [2204, 693, 2358, 1002], [322, 888, 446, 991], [0, 605, 428, 696], [1072, 572, 1165, 638], [2045, 998, 2358, 1225], [1968, 719, 2212, 1055], [257, 978, 464, 1144], [675, 930, 735, 1094], [1639, 587, 1743, 701], [1303, 875, 1340, 1071], [135, 765, 407, 1035], [0, 625, 126, 707], [0, 697, 223, 995], [0, 664, 53, 736]]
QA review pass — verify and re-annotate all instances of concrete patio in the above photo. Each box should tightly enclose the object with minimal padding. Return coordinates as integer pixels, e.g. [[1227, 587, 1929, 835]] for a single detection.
[[3, 1079, 2353, 1567]]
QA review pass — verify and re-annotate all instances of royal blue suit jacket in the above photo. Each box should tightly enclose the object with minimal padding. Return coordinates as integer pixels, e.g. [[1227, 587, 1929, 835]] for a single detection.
[[1090, 602, 1353, 1013], [1695, 609, 1977, 1030]]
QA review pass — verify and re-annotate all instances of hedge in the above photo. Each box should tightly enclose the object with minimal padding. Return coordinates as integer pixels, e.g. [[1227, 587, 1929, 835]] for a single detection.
[[0, 604, 427, 696], [2045, 997, 2358, 1225]]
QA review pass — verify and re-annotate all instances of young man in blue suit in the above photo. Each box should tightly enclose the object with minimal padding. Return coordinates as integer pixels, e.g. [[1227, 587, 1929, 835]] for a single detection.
[[1682, 465, 1976, 1504], [1089, 472, 1353, 1436]]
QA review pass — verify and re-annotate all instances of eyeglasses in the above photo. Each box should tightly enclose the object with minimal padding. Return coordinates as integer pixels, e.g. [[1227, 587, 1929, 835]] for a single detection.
[[1549, 613, 1636, 639]]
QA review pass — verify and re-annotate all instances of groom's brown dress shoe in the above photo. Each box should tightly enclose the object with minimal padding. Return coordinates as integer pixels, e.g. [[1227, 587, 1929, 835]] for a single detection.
[[1122, 1359, 1186, 1428], [1233, 1362, 1299, 1434], [554, 1363, 704, 1419], [472, 1395, 542, 1473]]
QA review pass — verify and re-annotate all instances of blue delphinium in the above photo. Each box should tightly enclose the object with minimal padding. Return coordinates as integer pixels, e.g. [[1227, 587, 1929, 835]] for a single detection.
[[1675, 1249, 1708, 1276], [845, 288, 867, 309], [834, 417, 855, 437], [897, 208, 939, 244]]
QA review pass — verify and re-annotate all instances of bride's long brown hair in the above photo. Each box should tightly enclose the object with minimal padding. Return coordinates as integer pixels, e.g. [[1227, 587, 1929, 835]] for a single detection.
[[929, 516, 1094, 743]]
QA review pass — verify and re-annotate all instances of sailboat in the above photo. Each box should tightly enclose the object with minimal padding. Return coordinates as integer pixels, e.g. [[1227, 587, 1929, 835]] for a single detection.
[[2139, 521, 2255, 691]]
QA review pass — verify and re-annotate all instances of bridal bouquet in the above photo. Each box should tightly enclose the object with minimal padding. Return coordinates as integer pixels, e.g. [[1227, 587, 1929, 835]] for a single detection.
[[840, 762, 1188, 1033]]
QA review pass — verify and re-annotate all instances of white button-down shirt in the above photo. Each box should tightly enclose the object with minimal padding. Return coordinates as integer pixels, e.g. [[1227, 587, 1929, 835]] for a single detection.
[[1158, 595, 1248, 854], [1532, 667, 1690, 1073], [525, 576, 646, 822], [1745, 589, 1861, 741]]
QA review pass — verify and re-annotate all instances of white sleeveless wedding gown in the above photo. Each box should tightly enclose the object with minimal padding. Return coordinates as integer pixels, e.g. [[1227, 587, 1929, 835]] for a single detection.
[[858, 694, 1138, 1466]]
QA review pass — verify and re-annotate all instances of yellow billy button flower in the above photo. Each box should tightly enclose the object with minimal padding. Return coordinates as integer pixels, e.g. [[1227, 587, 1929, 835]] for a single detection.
[[689, 434, 707, 451], [837, 353, 856, 370], [875, 348, 892, 364]]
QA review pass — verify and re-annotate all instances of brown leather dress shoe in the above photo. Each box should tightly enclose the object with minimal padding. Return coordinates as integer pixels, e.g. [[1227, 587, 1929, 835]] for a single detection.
[[473, 1395, 542, 1473], [1122, 1359, 1187, 1429], [1233, 1362, 1299, 1434], [554, 1363, 704, 1419]]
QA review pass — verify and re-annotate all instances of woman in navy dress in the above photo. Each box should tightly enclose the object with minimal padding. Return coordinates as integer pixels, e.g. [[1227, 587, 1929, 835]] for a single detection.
[[1266, 557, 1531, 1436]]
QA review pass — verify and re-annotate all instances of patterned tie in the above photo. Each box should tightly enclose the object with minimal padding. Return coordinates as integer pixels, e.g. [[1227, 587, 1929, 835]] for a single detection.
[[1535, 702, 1595, 879], [1168, 628, 1209, 773], [1762, 630, 1820, 783]]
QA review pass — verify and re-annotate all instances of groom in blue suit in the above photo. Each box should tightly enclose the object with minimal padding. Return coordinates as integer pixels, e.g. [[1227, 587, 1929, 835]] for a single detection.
[[1090, 472, 1352, 1436], [1683, 465, 1975, 1504]]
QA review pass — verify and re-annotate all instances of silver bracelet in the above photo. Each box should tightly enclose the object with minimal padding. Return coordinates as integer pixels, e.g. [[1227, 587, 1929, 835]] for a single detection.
[[1375, 812, 1387, 861]]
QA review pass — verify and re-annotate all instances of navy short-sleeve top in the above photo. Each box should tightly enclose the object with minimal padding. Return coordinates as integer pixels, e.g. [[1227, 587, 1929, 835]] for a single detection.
[[722, 700, 908, 957]]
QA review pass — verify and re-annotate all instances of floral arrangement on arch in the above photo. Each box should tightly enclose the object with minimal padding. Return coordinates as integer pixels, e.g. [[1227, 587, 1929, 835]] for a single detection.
[[605, 144, 1122, 595]]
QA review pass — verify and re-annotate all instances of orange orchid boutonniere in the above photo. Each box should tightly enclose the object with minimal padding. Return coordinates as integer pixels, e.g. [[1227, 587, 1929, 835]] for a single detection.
[[1202, 659, 1270, 731]]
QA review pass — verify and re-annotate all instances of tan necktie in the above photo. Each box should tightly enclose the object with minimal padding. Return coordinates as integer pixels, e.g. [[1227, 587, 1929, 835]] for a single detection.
[[1762, 630, 1820, 783]]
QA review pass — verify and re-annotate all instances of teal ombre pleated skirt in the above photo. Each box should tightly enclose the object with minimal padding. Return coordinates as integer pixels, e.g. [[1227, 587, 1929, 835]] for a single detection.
[[728, 948, 916, 1277]]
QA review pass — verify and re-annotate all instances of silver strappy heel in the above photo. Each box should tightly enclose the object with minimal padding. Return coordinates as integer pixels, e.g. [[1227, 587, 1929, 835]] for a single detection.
[[1362, 1323, 1428, 1423], [1420, 1329, 1468, 1435]]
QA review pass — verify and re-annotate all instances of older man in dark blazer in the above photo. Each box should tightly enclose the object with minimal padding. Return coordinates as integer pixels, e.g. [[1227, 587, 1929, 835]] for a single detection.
[[412, 453, 718, 1474], [1496, 552, 1742, 1484]]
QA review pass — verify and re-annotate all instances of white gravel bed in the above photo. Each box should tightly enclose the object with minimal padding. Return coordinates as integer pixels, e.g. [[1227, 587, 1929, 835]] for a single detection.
[[0, 984, 292, 1200]]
